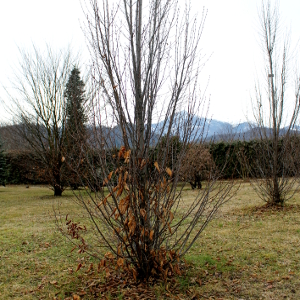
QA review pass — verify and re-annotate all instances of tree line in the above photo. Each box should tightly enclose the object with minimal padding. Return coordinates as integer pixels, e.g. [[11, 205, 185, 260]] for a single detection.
[[2, 135, 300, 186]]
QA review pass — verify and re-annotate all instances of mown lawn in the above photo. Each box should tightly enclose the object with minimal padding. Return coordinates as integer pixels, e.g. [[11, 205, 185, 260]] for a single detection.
[[0, 183, 300, 299]]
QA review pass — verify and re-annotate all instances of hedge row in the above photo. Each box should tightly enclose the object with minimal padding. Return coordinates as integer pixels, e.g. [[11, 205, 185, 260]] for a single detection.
[[2, 138, 296, 184], [4, 151, 47, 184]]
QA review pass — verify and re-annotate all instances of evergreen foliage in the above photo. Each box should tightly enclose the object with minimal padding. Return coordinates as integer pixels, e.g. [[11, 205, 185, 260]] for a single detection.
[[65, 67, 87, 142], [64, 67, 87, 188], [0, 136, 7, 186]]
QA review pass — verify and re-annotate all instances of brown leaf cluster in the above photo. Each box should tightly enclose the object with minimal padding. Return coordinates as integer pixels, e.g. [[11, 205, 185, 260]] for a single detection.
[[65, 215, 87, 254], [71, 261, 191, 300]]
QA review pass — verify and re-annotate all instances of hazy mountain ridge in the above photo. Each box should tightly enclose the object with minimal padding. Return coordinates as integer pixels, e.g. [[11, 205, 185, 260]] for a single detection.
[[151, 112, 253, 141], [151, 112, 299, 141], [1, 114, 298, 151]]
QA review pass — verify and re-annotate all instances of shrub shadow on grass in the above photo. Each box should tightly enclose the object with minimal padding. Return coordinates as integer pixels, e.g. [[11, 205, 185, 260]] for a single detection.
[[40, 194, 75, 200], [240, 203, 300, 216]]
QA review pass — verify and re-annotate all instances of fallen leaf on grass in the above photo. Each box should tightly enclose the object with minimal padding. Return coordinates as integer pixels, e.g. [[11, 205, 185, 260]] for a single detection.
[[50, 280, 58, 285], [105, 267, 111, 278], [77, 291, 87, 296], [232, 279, 240, 284], [76, 263, 83, 272], [87, 263, 93, 273]]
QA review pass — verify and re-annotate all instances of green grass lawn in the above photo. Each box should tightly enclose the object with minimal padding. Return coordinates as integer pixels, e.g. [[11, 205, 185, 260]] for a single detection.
[[0, 183, 300, 299]]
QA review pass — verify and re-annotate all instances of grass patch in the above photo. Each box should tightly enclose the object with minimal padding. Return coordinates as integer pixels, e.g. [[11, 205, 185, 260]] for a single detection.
[[0, 182, 300, 299]]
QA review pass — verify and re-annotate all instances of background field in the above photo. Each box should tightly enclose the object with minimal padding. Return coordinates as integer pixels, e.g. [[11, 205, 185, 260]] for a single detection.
[[0, 183, 300, 299]]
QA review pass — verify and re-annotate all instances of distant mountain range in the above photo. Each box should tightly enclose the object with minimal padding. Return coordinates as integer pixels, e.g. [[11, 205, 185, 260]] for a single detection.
[[92, 112, 299, 148], [1, 112, 298, 151], [151, 112, 253, 141], [151, 112, 300, 142]]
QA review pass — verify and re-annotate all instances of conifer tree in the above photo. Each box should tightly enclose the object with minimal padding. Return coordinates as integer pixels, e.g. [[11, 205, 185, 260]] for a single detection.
[[0, 136, 6, 186], [64, 67, 87, 188]]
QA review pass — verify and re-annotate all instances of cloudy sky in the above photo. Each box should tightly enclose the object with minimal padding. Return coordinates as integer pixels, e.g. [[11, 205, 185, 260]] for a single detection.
[[0, 0, 300, 124]]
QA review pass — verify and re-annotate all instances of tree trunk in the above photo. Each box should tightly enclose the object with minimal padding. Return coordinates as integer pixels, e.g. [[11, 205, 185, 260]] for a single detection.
[[54, 185, 63, 196], [272, 177, 282, 206], [53, 166, 63, 196]]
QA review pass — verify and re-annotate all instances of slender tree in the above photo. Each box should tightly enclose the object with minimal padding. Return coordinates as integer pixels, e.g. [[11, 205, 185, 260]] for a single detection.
[[64, 66, 87, 189], [0, 135, 6, 186], [243, 1, 300, 206], [59, 0, 236, 281]]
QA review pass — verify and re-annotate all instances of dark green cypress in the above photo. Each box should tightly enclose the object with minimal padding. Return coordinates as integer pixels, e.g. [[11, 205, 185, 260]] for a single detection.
[[65, 67, 87, 142], [0, 136, 6, 186], [64, 67, 87, 188]]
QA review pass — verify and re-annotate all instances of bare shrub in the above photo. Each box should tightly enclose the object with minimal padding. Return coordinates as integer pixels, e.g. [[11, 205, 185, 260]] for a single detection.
[[57, 0, 237, 281], [242, 1, 300, 206]]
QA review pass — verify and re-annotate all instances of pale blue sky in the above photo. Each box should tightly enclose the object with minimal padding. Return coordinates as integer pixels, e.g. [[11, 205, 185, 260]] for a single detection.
[[1, 0, 300, 124]]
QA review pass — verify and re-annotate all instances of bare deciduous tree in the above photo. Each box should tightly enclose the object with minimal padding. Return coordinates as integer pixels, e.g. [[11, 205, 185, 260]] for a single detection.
[[243, 1, 300, 206], [7, 46, 74, 196], [59, 0, 236, 281]]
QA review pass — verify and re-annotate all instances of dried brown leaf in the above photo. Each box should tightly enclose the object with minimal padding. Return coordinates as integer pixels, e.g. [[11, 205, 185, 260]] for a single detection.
[[117, 186, 124, 197], [169, 211, 174, 223], [149, 230, 154, 241], [105, 252, 114, 260], [107, 171, 113, 181], [119, 195, 130, 215], [87, 263, 93, 273], [140, 208, 146, 218], [132, 268, 137, 281], [105, 267, 111, 278], [71, 246, 77, 253], [124, 171, 128, 182], [117, 258, 124, 267], [124, 183, 129, 191], [166, 167, 172, 177], [124, 150, 131, 163], [76, 263, 82, 272], [118, 146, 126, 159]]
